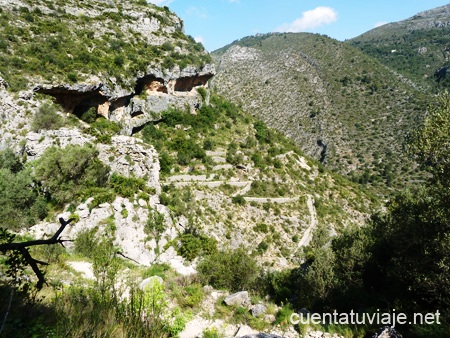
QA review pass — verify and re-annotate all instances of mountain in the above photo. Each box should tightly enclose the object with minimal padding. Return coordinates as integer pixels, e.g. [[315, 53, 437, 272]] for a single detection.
[[348, 4, 450, 89], [0, 1, 381, 337], [211, 33, 427, 191], [0, 0, 214, 134]]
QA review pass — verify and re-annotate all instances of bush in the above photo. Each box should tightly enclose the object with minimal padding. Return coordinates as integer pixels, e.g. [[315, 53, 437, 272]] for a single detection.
[[174, 232, 217, 261], [232, 195, 246, 205], [159, 152, 172, 175], [84, 118, 121, 143], [31, 103, 64, 132], [0, 149, 48, 230], [34, 144, 110, 206], [145, 208, 165, 240], [109, 173, 154, 198], [0, 148, 23, 173], [197, 248, 259, 292], [74, 226, 99, 258]]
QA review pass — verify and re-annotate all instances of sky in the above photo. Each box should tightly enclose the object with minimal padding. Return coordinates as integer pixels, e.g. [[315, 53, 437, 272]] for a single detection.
[[147, 0, 450, 52]]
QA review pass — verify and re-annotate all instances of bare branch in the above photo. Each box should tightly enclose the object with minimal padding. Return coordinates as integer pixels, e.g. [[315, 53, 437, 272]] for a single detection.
[[0, 217, 75, 289]]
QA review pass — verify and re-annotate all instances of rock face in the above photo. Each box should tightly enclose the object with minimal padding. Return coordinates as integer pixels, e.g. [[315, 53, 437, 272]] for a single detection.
[[0, 0, 215, 134], [97, 135, 160, 192], [224, 291, 250, 307], [34, 64, 215, 135], [24, 130, 160, 191], [25, 129, 95, 161]]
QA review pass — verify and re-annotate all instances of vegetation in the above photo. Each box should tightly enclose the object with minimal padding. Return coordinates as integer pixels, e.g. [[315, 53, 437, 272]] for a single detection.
[[263, 93, 450, 336], [3, 2, 450, 336], [0, 1, 211, 91], [0, 149, 47, 230], [197, 248, 259, 292], [34, 144, 110, 206], [349, 17, 450, 90], [31, 103, 65, 132], [212, 32, 428, 193]]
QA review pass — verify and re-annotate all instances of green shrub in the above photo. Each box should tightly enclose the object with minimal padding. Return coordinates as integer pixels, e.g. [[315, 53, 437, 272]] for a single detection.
[[178, 283, 204, 308], [254, 120, 272, 144], [145, 208, 165, 240], [31, 103, 64, 132], [84, 118, 121, 144], [202, 327, 221, 338], [197, 248, 259, 292], [256, 241, 269, 254], [253, 223, 268, 233], [174, 232, 217, 261], [74, 226, 99, 258], [0, 149, 49, 230], [159, 152, 172, 175], [142, 123, 165, 146], [197, 87, 207, 102], [34, 144, 110, 206], [87, 189, 116, 210], [109, 173, 154, 198], [232, 195, 246, 205], [0, 148, 23, 173]]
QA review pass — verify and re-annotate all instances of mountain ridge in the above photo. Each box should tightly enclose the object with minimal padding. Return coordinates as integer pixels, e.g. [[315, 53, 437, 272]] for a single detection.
[[211, 32, 427, 191], [349, 3, 450, 88]]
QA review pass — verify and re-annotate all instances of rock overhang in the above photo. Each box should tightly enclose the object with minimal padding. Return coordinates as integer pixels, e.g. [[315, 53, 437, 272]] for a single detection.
[[33, 64, 216, 134]]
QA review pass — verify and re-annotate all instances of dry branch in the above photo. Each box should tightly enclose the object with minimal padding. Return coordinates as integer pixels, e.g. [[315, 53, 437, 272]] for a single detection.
[[0, 217, 75, 289]]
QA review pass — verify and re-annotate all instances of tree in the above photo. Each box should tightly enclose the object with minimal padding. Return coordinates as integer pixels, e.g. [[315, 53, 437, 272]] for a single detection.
[[34, 144, 109, 205], [197, 247, 259, 292], [0, 149, 47, 230], [363, 92, 450, 321]]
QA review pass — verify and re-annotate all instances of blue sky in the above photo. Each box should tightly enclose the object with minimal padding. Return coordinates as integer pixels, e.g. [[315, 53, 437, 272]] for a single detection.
[[148, 1, 450, 51]]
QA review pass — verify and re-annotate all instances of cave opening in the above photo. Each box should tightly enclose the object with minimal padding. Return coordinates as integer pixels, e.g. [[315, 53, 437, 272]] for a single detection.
[[135, 75, 167, 95], [174, 74, 212, 92]]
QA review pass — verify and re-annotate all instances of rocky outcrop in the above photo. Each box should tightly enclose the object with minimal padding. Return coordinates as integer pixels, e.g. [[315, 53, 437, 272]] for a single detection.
[[25, 128, 95, 161], [24, 129, 160, 192], [224, 291, 251, 307], [34, 64, 215, 135], [1, 0, 215, 135], [97, 135, 160, 192]]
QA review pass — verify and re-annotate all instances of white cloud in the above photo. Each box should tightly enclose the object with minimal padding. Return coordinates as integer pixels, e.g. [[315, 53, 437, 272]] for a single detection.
[[147, 0, 173, 6], [374, 21, 388, 28], [194, 36, 204, 43], [275, 6, 337, 33]]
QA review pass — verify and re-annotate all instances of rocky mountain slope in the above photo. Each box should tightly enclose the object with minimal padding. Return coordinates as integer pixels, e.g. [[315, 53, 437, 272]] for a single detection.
[[349, 4, 450, 89], [211, 33, 427, 192], [0, 0, 428, 337], [0, 0, 380, 269], [0, 0, 214, 135]]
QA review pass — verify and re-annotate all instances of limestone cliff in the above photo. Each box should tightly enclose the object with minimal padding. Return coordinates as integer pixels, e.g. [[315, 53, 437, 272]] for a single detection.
[[0, 0, 215, 134]]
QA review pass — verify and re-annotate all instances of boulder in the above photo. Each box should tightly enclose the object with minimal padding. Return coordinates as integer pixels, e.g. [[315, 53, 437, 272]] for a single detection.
[[139, 275, 164, 290], [372, 326, 403, 338], [250, 303, 267, 317], [224, 291, 250, 307]]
